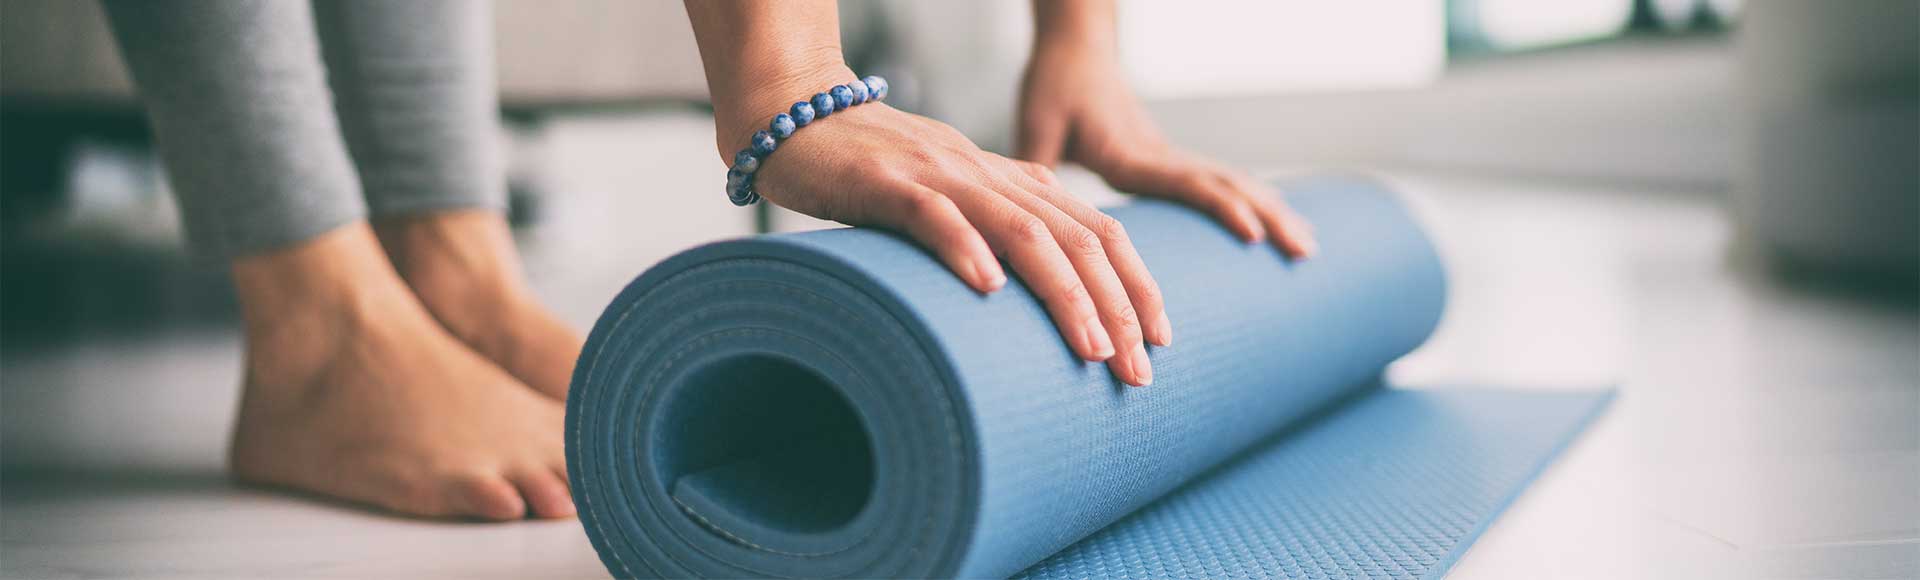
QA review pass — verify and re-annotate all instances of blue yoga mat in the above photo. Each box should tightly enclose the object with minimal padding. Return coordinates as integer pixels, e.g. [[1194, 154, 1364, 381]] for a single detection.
[[567, 176, 1611, 579]]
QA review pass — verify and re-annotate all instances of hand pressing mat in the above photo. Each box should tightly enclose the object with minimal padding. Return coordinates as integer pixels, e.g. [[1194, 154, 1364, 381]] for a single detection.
[[566, 176, 1612, 579]]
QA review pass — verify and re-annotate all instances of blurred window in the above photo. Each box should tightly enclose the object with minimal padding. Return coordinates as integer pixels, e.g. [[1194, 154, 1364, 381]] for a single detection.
[[1119, 1, 1446, 99], [1449, 0, 1738, 56], [1116, 0, 1736, 100]]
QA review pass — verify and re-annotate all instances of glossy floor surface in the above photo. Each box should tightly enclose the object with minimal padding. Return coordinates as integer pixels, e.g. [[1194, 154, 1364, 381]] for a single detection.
[[3, 111, 1916, 579]]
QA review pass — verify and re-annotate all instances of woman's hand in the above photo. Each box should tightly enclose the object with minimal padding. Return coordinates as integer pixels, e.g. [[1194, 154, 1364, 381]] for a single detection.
[[725, 95, 1168, 386], [684, 0, 1164, 386], [1017, 14, 1317, 258]]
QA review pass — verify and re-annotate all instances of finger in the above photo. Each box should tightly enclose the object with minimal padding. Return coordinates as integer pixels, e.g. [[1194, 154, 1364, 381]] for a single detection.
[[1251, 193, 1318, 259], [985, 170, 1153, 386], [839, 178, 1008, 293], [941, 178, 1116, 363], [1016, 109, 1069, 168], [1104, 156, 1267, 244], [1181, 175, 1267, 244], [1228, 173, 1319, 259], [1012, 160, 1172, 348]]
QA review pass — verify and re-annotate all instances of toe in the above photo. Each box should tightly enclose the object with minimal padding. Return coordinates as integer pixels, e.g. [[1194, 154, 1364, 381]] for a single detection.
[[449, 474, 527, 521], [511, 469, 577, 519]]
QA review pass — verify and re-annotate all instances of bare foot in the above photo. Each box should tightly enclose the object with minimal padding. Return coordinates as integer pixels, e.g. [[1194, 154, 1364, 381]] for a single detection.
[[374, 210, 584, 401], [227, 223, 576, 521]]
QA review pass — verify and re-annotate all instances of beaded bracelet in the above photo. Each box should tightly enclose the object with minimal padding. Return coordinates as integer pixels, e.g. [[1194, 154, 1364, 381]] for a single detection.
[[725, 75, 890, 206]]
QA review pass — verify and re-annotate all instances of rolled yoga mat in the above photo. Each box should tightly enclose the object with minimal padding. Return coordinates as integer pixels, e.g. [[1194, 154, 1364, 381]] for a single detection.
[[567, 176, 1613, 579]]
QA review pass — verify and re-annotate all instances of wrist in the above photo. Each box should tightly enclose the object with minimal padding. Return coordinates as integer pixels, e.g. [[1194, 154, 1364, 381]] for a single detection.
[[1032, 0, 1118, 59], [710, 55, 857, 158], [1031, 32, 1116, 71]]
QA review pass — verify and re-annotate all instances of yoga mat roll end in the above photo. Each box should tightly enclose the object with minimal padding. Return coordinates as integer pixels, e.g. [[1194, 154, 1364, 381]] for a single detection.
[[567, 230, 987, 578]]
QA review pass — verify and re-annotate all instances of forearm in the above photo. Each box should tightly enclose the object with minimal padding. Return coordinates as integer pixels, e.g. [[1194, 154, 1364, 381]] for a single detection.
[[1031, 0, 1117, 56], [683, 0, 857, 158]]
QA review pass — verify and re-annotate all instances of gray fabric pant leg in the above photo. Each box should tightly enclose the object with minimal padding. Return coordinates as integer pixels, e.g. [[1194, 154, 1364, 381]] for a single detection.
[[314, 0, 505, 217], [102, 0, 365, 259], [100, 0, 502, 259]]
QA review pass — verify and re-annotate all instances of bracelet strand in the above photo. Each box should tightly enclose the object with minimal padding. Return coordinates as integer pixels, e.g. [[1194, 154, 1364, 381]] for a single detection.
[[726, 75, 889, 206]]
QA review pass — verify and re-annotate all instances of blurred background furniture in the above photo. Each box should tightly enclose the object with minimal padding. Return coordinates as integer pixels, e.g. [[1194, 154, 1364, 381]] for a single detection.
[[1735, 0, 1919, 286]]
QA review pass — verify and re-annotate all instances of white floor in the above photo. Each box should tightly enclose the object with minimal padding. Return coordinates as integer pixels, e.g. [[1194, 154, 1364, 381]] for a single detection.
[[3, 112, 1915, 579]]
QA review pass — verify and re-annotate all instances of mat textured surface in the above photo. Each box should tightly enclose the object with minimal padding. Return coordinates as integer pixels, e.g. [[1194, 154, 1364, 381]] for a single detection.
[[566, 177, 1612, 579]]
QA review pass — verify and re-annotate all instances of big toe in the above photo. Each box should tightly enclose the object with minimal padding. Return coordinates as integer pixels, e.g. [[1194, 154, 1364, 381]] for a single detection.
[[449, 475, 527, 521], [511, 468, 576, 519]]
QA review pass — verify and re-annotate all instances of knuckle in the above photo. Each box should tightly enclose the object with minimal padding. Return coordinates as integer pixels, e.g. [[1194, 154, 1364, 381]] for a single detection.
[[904, 148, 954, 177], [904, 146, 940, 167], [1009, 215, 1052, 245], [1107, 302, 1142, 332], [1061, 224, 1104, 256], [860, 153, 894, 178], [1178, 172, 1216, 193], [870, 166, 917, 189], [1247, 200, 1282, 222], [1208, 167, 1240, 183], [1133, 282, 1165, 308], [1247, 191, 1285, 212], [1236, 200, 1265, 221], [1057, 282, 1093, 308], [1023, 162, 1062, 185], [1118, 149, 1154, 167], [1090, 215, 1128, 244], [1206, 193, 1248, 215], [901, 191, 956, 221]]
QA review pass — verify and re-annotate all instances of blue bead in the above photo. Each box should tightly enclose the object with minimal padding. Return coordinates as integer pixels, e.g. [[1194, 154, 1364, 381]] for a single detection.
[[728, 181, 756, 206], [733, 149, 759, 174], [862, 75, 888, 101], [811, 92, 835, 117], [770, 113, 796, 139], [727, 171, 757, 205], [750, 131, 777, 156], [789, 102, 815, 126], [725, 170, 752, 203], [848, 80, 869, 104], [830, 85, 855, 109]]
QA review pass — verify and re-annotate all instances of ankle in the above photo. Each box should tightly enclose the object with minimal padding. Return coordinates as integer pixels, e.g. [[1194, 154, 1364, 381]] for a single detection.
[[373, 210, 532, 333], [376, 210, 525, 292], [230, 222, 418, 358]]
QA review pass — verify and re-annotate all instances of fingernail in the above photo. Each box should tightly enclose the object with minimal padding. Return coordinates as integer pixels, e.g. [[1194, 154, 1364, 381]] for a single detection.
[[1129, 343, 1153, 386], [959, 260, 986, 292], [1082, 315, 1114, 360], [978, 257, 1007, 291], [1293, 235, 1319, 259], [1150, 310, 1173, 346]]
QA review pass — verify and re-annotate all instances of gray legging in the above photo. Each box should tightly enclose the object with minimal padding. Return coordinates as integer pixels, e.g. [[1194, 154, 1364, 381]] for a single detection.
[[101, 0, 502, 259]]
